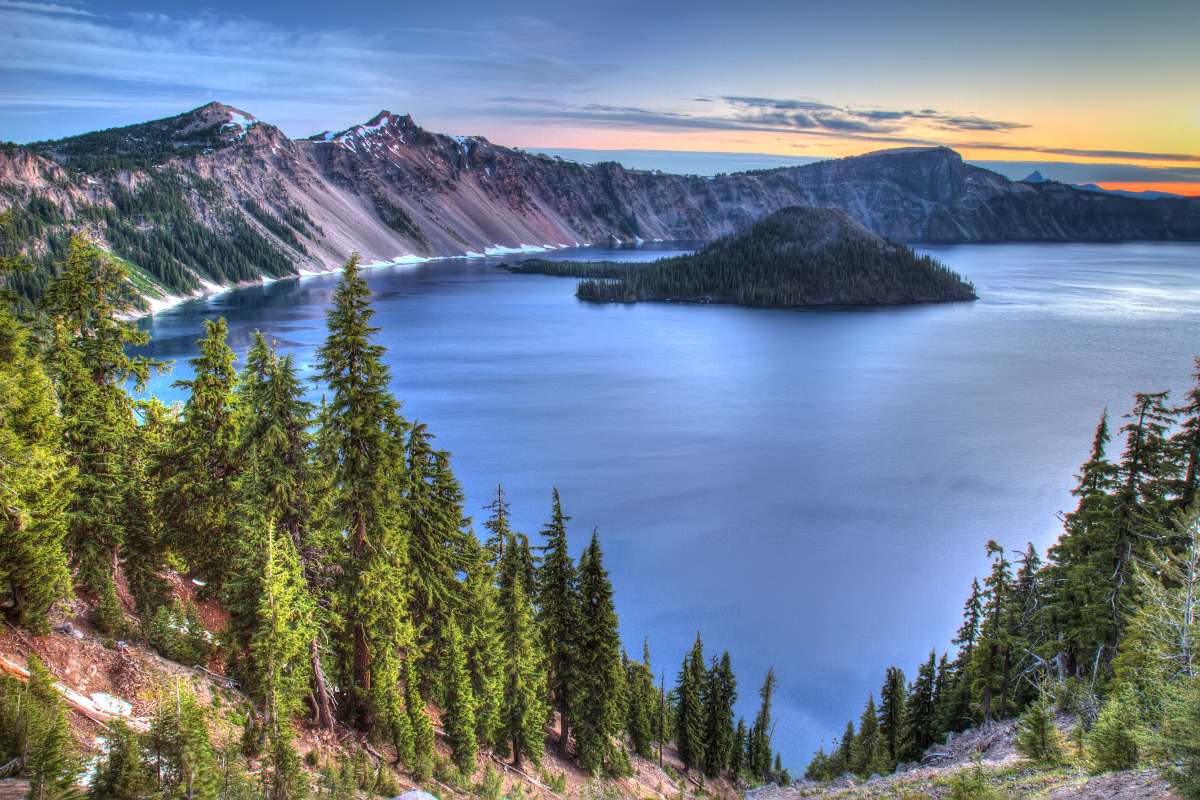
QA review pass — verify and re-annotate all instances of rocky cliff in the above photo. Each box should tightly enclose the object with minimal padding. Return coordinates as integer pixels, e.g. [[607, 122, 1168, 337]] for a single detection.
[[2, 103, 1197, 302]]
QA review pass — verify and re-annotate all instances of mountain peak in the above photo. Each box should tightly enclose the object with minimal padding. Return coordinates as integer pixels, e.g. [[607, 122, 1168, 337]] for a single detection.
[[1022, 169, 1048, 183]]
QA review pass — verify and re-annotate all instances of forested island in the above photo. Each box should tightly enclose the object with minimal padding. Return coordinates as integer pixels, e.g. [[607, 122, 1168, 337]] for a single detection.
[[503, 206, 977, 308]]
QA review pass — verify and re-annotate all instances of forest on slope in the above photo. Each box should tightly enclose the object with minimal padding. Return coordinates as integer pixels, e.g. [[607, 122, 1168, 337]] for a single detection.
[[0, 238, 791, 799], [505, 207, 977, 307], [801, 364, 1200, 797]]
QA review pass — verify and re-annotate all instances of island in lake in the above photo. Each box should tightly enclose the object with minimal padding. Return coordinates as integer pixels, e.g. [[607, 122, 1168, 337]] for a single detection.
[[504, 206, 977, 308]]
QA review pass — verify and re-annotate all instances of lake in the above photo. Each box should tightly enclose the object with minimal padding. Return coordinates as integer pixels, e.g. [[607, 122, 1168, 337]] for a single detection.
[[136, 241, 1200, 767]]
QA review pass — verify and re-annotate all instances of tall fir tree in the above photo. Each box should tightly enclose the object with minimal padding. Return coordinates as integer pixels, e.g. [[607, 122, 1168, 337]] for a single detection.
[[877, 666, 906, 771], [901, 651, 938, 762], [0, 303, 72, 631], [1173, 359, 1200, 509], [973, 541, 1015, 722], [675, 633, 707, 771], [534, 489, 580, 754], [156, 316, 240, 589], [462, 538, 504, 749], [21, 655, 79, 800], [90, 719, 153, 800], [572, 531, 626, 774], [43, 236, 156, 592], [443, 616, 479, 774], [701, 651, 738, 777], [625, 643, 657, 759], [313, 255, 414, 736], [749, 668, 777, 781], [497, 529, 547, 768], [850, 694, 879, 777]]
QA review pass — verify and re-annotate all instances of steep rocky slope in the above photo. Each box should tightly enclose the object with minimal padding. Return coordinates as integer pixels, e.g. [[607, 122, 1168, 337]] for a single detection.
[[1, 103, 1198, 304]]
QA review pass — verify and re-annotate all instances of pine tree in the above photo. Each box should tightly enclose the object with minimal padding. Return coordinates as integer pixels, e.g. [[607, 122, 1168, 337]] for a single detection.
[[625, 643, 656, 760], [90, 719, 153, 800], [406, 423, 473, 695], [123, 398, 173, 613], [0, 304, 72, 631], [675, 633, 706, 771], [1173, 358, 1200, 509], [832, 720, 855, 777], [534, 489, 580, 754], [946, 577, 983, 730], [850, 695, 879, 778], [749, 668, 777, 781], [902, 652, 937, 762], [313, 255, 414, 735], [95, 575, 127, 638], [973, 541, 1015, 722], [877, 666, 906, 770], [701, 652, 737, 777], [462, 538, 504, 749], [1014, 693, 1064, 765], [405, 658, 435, 781], [156, 317, 240, 589], [22, 655, 79, 800], [147, 684, 218, 800], [572, 531, 626, 775], [42, 236, 156, 593], [497, 530, 547, 769], [1086, 688, 1139, 773], [730, 718, 747, 779], [444, 616, 479, 774]]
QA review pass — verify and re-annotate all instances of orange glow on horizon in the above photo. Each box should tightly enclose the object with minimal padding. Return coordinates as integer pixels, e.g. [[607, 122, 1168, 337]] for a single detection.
[[1092, 182, 1200, 197]]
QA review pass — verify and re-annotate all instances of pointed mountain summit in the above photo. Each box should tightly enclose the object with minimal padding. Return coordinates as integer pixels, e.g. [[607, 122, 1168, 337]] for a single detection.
[[1022, 170, 1048, 183]]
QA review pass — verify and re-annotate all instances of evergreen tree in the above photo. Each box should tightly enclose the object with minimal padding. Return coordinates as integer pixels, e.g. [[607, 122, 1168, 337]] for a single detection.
[[701, 652, 737, 777], [462, 538, 504, 749], [42, 236, 156, 593], [534, 489, 580, 754], [0, 303, 72, 631], [850, 695, 879, 778], [405, 658, 435, 781], [877, 666, 906, 770], [1173, 359, 1200, 510], [156, 317, 240, 589], [122, 398, 173, 614], [972, 541, 1015, 722], [1014, 693, 1064, 765], [675, 633, 706, 771], [902, 652, 938, 762], [497, 530, 547, 769], [313, 255, 414, 735], [1086, 688, 1140, 773], [1165, 676, 1200, 799], [406, 423, 473, 695], [832, 721, 855, 777], [749, 668, 777, 781], [624, 643, 657, 760], [146, 684, 218, 800], [443, 616, 478, 774], [573, 532, 626, 775], [730, 718, 747, 779], [22, 655, 79, 800], [91, 720, 153, 800], [946, 577, 983, 730]]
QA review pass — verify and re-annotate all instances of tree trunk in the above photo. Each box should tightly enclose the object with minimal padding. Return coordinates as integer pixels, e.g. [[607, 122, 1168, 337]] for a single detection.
[[512, 738, 522, 770], [558, 700, 570, 754], [310, 637, 336, 729]]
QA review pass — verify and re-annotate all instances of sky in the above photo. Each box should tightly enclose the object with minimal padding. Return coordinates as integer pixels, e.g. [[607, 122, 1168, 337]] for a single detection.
[[1, 0, 1198, 192]]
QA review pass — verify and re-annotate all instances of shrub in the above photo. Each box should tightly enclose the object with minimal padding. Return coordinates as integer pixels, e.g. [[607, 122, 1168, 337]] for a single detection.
[[1087, 689, 1140, 773], [1164, 678, 1200, 799], [945, 762, 1005, 800], [95, 576, 128, 637], [1015, 696, 1065, 766]]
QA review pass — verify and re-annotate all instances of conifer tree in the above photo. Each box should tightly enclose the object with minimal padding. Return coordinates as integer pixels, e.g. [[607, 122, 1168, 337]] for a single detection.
[[22, 655, 79, 800], [443, 616, 478, 774], [902, 652, 938, 762], [973, 541, 1015, 722], [147, 684, 218, 800], [497, 530, 547, 769], [625, 643, 656, 759], [90, 719, 153, 800], [701, 652, 737, 777], [877, 666, 906, 769], [675, 633, 706, 771], [749, 668, 777, 781], [157, 316, 240, 589], [313, 255, 414, 735], [43, 236, 155, 592], [1086, 688, 1139, 773], [123, 398, 173, 613], [0, 304, 72, 631], [535, 489, 580, 754], [1014, 693, 1064, 765], [406, 423, 473, 694], [850, 694, 878, 778], [833, 721, 855, 777], [462, 538, 504, 749], [730, 718, 747, 779], [1173, 358, 1200, 510], [573, 531, 626, 775], [945, 577, 983, 730], [405, 658, 435, 781]]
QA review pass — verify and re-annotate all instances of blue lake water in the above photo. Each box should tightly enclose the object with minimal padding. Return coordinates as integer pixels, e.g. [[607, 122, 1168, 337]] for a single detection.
[[136, 241, 1200, 767]]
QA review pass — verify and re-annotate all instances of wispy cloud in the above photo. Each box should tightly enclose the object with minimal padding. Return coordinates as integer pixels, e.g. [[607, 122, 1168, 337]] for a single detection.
[[0, 0, 94, 16], [720, 96, 1030, 133]]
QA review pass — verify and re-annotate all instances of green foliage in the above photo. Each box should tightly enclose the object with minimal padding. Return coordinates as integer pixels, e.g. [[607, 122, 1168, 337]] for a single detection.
[[877, 666, 907, 770], [497, 526, 547, 769], [1086, 688, 1140, 773], [901, 651, 938, 762], [507, 207, 975, 308], [405, 659, 435, 782], [534, 488, 580, 753], [0, 302, 72, 631], [146, 684, 219, 800], [674, 633, 706, 771], [443, 617, 478, 775], [144, 598, 212, 666], [944, 762, 1004, 800], [462, 539, 504, 749], [30, 106, 231, 172], [90, 720, 154, 800], [701, 652, 737, 777], [476, 763, 504, 800], [1014, 694, 1064, 766], [1164, 678, 1200, 799], [748, 668, 777, 780], [0, 656, 79, 798], [573, 532, 626, 776], [94, 576, 128, 638]]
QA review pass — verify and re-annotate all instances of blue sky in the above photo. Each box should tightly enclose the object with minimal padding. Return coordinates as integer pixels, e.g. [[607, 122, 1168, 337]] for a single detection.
[[1, 0, 1198, 191]]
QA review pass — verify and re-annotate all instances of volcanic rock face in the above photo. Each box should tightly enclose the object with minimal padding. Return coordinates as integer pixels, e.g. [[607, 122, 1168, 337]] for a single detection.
[[2, 103, 1198, 298]]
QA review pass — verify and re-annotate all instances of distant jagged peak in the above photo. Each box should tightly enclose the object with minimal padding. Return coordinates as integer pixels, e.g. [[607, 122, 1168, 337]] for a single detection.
[[180, 101, 259, 139], [305, 110, 421, 150], [1022, 169, 1048, 183]]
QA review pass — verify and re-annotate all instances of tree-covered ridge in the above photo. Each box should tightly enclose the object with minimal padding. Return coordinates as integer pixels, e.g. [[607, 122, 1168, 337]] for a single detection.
[[806, 362, 1200, 796], [0, 239, 790, 797], [504, 207, 977, 308], [27, 103, 248, 173]]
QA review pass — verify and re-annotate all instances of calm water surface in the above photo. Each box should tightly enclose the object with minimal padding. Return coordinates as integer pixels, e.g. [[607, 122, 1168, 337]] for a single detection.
[[137, 241, 1200, 765]]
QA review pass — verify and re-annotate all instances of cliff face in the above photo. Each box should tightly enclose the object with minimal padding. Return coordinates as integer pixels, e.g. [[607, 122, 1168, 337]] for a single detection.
[[2, 103, 1198, 298]]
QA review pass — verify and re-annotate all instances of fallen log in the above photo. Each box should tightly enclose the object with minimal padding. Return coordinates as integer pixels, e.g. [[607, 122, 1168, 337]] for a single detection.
[[0, 654, 149, 733]]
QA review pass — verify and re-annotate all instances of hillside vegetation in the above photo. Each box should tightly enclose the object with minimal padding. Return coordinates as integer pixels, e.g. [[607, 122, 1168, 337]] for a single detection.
[[0, 238, 789, 799], [504, 207, 976, 307]]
